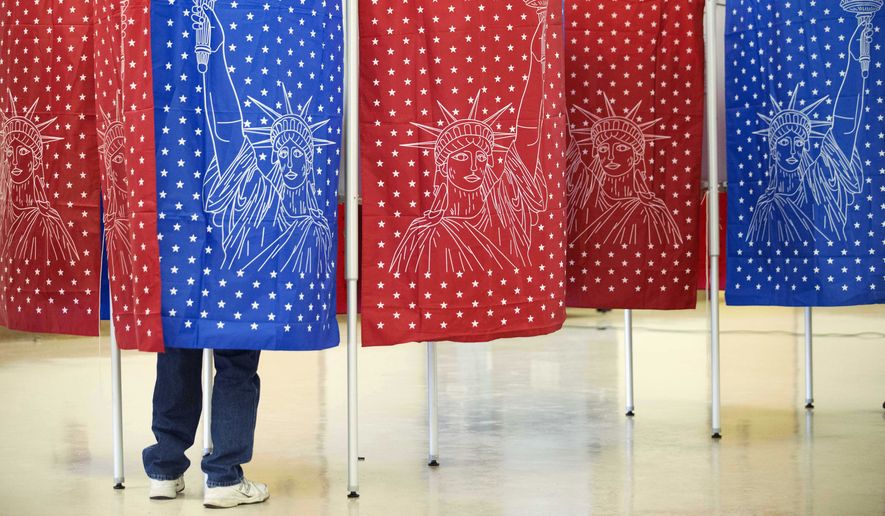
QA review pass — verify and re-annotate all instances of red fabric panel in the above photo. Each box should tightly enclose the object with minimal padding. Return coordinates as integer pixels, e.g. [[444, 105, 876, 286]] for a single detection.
[[360, 0, 568, 346], [1, 3, 103, 335], [92, 0, 164, 350], [564, 1, 705, 310]]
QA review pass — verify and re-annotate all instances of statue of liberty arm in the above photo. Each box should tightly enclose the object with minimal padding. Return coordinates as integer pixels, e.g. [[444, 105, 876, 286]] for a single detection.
[[564, 128, 593, 235], [502, 0, 550, 215], [812, 22, 874, 216], [513, 0, 548, 159], [831, 22, 873, 160], [193, 0, 246, 176], [192, 0, 280, 266], [475, 0, 552, 264]]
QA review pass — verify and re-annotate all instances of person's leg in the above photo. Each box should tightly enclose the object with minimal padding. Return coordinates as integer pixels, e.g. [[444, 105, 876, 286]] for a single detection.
[[202, 349, 261, 487], [143, 347, 204, 480]]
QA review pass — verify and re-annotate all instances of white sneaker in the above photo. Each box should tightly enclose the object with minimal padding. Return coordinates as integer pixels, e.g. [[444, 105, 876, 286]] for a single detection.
[[149, 476, 185, 500], [203, 479, 269, 509]]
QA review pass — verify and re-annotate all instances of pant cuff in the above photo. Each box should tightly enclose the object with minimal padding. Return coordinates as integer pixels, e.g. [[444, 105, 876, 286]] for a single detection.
[[206, 476, 244, 488], [146, 473, 183, 481]]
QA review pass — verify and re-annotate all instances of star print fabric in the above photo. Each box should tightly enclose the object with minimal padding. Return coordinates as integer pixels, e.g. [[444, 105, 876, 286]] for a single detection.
[[150, 0, 344, 350], [0, 0, 104, 337], [92, 0, 165, 351], [563, 0, 706, 310], [360, 0, 569, 346], [725, 0, 884, 306]]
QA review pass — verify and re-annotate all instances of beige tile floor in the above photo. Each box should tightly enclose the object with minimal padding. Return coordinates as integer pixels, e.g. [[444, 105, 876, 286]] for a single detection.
[[0, 297, 883, 515]]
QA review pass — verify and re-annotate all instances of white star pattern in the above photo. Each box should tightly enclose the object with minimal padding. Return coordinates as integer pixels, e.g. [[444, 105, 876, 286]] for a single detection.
[[361, 0, 568, 346], [152, 0, 343, 350], [564, 1, 705, 310], [0, 0, 102, 335], [91, 0, 165, 350], [725, 0, 884, 306]]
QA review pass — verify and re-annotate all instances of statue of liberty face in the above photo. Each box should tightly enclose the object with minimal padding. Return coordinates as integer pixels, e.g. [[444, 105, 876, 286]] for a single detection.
[[105, 141, 125, 184], [273, 138, 311, 190], [594, 134, 638, 178], [4, 133, 37, 184], [771, 128, 808, 173], [443, 141, 489, 193]]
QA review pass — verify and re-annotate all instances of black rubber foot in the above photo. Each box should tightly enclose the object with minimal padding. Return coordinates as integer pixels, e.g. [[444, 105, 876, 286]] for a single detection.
[[428, 460, 440, 467], [625, 410, 635, 417], [348, 491, 360, 499], [358, 457, 366, 461], [113, 483, 125, 490], [805, 403, 814, 409], [881, 401, 884, 410], [712, 432, 722, 439]]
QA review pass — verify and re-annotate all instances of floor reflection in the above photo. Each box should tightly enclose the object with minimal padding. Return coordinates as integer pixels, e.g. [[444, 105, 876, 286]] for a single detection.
[[0, 297, 882, 515]]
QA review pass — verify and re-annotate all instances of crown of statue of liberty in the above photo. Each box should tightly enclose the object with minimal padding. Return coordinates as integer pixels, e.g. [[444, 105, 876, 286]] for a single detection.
[[1, 90, 63, 162], [754, 85, 830, 143], [404, 90, 514, 165], [97, 94, 125, 159], [245, 84, 334, 154], [571, 95, 668, 153]]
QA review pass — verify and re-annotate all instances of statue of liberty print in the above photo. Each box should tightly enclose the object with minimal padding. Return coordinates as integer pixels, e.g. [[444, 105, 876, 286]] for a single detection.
[[746, 20, 874, 244], [97, 102, 132, 279], [390, 0, 551, 274], [566, 96, 682, 247], [0, 91, 78, 263], [192, 0, 335, 274]]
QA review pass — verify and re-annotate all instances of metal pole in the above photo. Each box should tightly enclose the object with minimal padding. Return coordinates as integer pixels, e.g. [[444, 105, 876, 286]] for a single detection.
[[427, 342, 440, 466], [110, 311, 125, 489], [103, 229, 125, 490], [202, 349, 214, 456], [802, 408, 814, 514], [346, 276, 360, 499], [344, 0, 361, 497], [624, 310, 635, 417], [625, 416, 635, 513], [804, 307, 814, 409], [705, 0, 722, 439]]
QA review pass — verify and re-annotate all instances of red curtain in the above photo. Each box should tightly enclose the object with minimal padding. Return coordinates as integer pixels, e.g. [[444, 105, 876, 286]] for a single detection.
[[1, 3, 103, 336], [1, 0, 164, 350], [563, 0, 706, 310], [359, 0, 569, 346]]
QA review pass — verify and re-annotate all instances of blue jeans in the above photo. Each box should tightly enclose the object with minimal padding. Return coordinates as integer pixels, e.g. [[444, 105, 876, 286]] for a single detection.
[[142, 348, 261, 487]]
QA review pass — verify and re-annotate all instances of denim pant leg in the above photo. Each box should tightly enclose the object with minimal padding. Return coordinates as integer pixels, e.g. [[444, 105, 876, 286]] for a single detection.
[[142, 347, 204, 481], [202, 349, 261, 487]]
